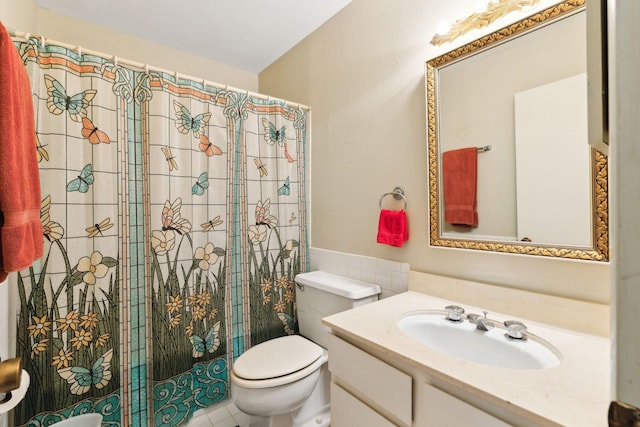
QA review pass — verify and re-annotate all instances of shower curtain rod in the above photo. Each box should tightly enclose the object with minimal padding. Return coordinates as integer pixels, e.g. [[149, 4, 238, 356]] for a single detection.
[[8, 28, 311, 111]]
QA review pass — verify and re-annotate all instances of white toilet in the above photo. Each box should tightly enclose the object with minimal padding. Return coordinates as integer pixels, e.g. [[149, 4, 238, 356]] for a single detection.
[[230, 271, 381, 427]]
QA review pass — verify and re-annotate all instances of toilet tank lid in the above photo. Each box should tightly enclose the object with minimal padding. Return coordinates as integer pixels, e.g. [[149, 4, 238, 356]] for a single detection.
[[295, 271, 381, 299]]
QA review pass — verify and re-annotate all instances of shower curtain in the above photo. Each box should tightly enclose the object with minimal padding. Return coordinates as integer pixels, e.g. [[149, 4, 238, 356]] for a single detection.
[[9, 35, 309, 426]]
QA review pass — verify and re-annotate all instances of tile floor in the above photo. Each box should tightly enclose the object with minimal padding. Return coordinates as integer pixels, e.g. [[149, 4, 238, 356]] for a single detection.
[[187, 401, 255, 427]]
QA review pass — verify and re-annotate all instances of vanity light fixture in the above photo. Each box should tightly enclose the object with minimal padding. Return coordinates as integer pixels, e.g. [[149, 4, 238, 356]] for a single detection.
[[430, 0, 542, 45]]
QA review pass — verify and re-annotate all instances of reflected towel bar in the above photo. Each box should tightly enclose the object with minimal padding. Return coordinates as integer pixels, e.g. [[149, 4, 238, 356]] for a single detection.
[[441, 146, 492, 156]]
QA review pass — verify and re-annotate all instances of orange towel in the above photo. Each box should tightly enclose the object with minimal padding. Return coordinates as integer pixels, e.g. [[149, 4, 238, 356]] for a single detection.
[[377, 209, 409, 247], [0, 22, 43, 281], [442, 147, 478, 227]]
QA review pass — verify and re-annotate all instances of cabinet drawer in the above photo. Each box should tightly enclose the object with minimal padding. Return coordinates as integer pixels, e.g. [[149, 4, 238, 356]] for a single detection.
[[331, 382, 396, 427], [422, 383, 512, 427], [328, 333, 412, 425]]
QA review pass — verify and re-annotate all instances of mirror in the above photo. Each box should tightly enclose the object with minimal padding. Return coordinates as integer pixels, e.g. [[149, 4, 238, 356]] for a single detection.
[[426, 0, 608, 261]]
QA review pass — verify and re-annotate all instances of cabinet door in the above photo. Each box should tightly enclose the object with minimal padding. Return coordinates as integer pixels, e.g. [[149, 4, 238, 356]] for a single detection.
[[331, 382, 396, 427], [328, 334, 412, 425], [422, 383, 513, 427]]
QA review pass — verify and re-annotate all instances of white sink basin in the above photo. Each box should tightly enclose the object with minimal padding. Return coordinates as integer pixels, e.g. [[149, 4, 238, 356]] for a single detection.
[[397, 311, 561, 370]]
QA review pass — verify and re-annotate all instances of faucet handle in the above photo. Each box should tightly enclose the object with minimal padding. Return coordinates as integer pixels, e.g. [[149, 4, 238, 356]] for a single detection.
[[504, 320, 527, 340], [445, 305, 465, 322]]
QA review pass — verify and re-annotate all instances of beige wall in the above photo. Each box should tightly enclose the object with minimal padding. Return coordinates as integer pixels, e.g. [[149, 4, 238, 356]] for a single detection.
[[1, 0, 610, 302], [259, 0, 610, 303], [1, 0, 258, 91]]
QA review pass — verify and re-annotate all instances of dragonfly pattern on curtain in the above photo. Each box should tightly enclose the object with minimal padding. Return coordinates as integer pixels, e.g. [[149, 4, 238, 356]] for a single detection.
[[9, 35, 310, 427], [10, 39, 125, 426]]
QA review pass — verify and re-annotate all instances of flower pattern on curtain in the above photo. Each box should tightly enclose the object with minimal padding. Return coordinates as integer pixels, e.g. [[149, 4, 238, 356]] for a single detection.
[[145, 75, 232, 426], [11, 39, 125, 426], [9, 36, 309, 427], [241, 105, 307, 347]]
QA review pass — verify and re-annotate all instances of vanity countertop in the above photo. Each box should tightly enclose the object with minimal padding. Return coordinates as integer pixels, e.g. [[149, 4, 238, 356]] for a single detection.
[[322, 291, 610, 427]]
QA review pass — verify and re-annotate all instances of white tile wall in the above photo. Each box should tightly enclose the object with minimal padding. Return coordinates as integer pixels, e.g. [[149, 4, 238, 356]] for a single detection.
[[309, 247, 409, 299], [1, 279, 17, 361], [0, 280, 9, 427], [0, 280, 9, 361]]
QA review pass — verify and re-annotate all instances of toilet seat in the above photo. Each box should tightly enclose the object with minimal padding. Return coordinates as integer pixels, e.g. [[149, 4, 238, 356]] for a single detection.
[[231, 335, 327, 389]]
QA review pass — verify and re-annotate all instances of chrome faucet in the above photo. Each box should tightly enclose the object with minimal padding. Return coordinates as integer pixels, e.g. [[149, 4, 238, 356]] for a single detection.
[[445, 305, 465, 322], [504, 320, 527, 340], [467, 311, 494, 331]]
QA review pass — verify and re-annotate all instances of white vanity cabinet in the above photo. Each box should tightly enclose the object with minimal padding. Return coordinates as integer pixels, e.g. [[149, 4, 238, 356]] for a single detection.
[[328, 333, 412, 426], [328, 333, 514, 427], [331, 383, 397, 427], [323, 291, 610, 427]]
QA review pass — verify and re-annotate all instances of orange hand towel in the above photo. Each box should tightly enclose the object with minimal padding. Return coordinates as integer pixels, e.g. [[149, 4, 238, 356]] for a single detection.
[[377, 209, 409, 247], [0, 22, 43, 281], [442, 147, 478, 227]]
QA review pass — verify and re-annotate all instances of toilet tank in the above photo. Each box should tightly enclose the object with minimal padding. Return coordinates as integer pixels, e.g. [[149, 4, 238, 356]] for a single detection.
[[295, 271, 381, 349]]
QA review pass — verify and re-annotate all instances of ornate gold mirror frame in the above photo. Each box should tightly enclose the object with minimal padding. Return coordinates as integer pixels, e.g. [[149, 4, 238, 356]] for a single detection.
[[426, 0, 609, 261]]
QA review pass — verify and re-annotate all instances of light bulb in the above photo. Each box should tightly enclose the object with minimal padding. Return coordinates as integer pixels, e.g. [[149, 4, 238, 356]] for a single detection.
[[436, 19, 452, 35]]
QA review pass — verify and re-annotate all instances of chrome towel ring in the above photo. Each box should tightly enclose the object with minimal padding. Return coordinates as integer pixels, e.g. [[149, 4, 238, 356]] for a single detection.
[[379, 187, 407, 210]]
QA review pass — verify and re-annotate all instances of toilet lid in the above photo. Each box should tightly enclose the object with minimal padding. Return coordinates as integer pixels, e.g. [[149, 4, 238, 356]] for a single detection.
[[233, 335, 323, 380]]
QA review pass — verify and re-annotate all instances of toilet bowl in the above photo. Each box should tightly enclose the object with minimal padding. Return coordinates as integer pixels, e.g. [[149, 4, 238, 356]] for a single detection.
[[230, 335, 328, 425], [49, 413, 103, 427], [230, 271, 381, 427]]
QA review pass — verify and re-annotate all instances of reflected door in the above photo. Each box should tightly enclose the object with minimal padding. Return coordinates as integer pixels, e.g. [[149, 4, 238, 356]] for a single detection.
[[514, 73, 591, 246]]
